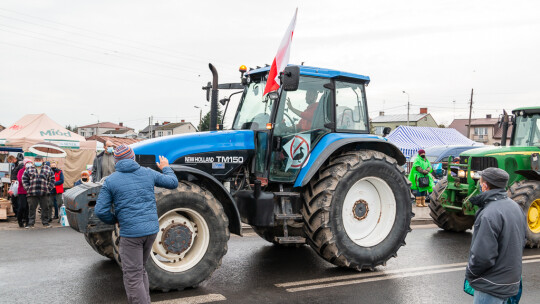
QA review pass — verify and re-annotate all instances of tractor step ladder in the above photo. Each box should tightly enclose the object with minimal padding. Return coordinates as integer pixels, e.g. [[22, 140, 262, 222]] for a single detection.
[[274, 186, 306, 245]]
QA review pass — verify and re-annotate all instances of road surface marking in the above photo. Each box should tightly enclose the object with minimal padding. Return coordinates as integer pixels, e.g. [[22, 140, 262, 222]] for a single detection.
[[277, 256, 540, 292], [154, 294, 226, 304], [285, 259, 540, 292]]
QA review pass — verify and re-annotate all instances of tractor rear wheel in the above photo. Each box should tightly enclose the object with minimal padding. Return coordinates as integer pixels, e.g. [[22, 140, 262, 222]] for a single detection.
[[429, 177, 474, 232], [144, 181, 229, 291], [302, 150, 412, 270], [84, 231, 114, 259], [508, 180, 540, 248]]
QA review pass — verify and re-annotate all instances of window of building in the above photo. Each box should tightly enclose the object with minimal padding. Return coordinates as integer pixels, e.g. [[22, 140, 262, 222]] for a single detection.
[[157, 131, 163, 137], [374, 126, 386, 135]]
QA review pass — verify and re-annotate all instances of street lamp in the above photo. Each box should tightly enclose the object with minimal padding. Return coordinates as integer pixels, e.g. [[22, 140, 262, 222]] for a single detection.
[[90, 113, 100, 137], [402, 91, 410, 127]]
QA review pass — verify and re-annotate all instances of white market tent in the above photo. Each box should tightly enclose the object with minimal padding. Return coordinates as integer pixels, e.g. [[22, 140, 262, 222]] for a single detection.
[[0, 113, 85, 149], [386, 126, 482, 159], [0, 114, 98, 188]]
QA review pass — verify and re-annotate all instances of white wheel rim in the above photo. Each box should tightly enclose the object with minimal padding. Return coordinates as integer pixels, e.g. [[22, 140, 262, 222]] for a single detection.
[[341, 177, 396, 247], [150, 208, 210, 272]]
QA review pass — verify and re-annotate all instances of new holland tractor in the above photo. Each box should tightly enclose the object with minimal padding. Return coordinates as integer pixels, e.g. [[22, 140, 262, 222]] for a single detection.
[[65, 64, 413, 291], [429, 107, 540, 247]]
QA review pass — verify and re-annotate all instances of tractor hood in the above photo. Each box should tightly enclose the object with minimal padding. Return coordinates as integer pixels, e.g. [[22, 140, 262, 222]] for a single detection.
[[461, 145, 540, 157], [131, 130, 255, 163]]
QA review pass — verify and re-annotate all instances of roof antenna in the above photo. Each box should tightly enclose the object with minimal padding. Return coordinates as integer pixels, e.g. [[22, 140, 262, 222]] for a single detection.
[[301, 62, 305, 65]]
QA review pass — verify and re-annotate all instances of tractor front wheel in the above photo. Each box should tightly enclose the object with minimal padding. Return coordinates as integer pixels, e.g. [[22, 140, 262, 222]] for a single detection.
[[144, 181, 229, 291], [302, 150, 412, 270], [429, 177, 474, 232], [508, 180, 540, 248]]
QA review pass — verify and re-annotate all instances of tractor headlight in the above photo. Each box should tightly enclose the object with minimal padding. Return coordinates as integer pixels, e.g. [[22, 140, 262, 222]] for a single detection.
[[471, 171, 481, 179], [457, 170, 466, 178]]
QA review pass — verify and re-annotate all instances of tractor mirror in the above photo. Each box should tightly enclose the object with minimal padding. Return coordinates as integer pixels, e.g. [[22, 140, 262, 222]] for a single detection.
[[383, 127, 391, 137], [281, 66, 300, 91]]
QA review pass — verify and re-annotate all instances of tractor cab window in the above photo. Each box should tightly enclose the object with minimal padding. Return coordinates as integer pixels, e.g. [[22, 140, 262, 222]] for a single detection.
[[232, 79, 274, 130], [513, 114, 540, 146], [270, 77, 333, 182], [335, 81, 368, 132]]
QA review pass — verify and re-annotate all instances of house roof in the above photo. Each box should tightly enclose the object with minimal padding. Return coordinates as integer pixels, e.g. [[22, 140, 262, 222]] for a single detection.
[[448, 119, 469, 136], [155, 122, 192, 131], [87, 135, 143, 147], [79, 122, 133, 130], [103, 129, 131, 135], [371, 113, 429, 123], [493, 125, 513, 139]]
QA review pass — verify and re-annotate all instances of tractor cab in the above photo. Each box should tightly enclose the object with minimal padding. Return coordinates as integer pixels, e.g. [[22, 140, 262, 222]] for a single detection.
[[511, 107, 540, 146], [232, 65, 370, 184]]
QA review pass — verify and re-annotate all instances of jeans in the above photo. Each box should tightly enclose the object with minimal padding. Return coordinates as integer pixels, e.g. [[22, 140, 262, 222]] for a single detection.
[[27, 195, 50, 226], [473, 290, 506, 304], [47, 195, 54, 222], [52, 193, 63, 218], [119, 233, 157, 304], [17, 194, 29, 226], [10, 195, 18, 216]]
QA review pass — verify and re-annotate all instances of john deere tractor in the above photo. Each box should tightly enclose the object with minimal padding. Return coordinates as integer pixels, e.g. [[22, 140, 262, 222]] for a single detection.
[[429, 107, 540, 247], [65, 64, 413, 291]]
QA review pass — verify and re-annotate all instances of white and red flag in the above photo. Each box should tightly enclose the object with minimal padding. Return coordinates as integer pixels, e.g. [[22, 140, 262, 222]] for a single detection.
[[263, 8, 298, 96]]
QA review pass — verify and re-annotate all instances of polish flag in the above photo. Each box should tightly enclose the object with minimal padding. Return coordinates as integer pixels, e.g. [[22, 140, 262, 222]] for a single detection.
[[263, 8, 298, 96]]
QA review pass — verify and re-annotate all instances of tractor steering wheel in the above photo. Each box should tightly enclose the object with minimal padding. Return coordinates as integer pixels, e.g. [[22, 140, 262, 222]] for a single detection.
[[282, 112, 297, 134]]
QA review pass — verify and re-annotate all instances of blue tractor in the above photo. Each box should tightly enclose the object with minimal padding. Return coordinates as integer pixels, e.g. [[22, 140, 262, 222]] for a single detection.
[[65, 64, 413, 291]]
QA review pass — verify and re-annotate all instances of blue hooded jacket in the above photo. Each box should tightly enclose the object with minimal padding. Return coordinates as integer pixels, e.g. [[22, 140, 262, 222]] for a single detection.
[[95, 159, 178, 238]]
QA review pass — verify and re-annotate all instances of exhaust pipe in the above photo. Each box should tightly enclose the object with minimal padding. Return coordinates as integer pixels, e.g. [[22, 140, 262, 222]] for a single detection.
[[209, 63, 218, 131]]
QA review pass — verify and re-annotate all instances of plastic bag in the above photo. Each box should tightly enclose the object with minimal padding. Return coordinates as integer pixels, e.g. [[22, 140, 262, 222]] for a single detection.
[[9, 181, 18, 197], [59, 205, 70, 227]]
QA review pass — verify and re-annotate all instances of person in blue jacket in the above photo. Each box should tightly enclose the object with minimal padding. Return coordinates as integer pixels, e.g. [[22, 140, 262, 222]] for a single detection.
[[95, 145, 178, 304]]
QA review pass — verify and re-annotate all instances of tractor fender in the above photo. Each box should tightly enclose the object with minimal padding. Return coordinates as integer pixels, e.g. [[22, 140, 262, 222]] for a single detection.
[[294, 134, 405, 188], [169, 164, 242, 236]]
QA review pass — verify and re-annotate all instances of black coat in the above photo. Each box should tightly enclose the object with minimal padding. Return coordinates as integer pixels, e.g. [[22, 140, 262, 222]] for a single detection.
[[466, 189, 527, 299]]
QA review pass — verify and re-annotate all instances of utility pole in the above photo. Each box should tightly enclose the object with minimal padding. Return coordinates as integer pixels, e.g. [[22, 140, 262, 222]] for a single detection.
[[402, 91, 410, 126], [149, 116, 154, 139], [467, 89, 474, 139]]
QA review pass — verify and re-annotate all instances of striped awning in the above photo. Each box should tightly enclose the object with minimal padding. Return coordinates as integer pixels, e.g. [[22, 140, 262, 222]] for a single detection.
[[386, 126, 480, 159]]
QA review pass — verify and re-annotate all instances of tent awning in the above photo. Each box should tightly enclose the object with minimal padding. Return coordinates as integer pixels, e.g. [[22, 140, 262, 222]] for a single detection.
[[386, 126, 481, 159]]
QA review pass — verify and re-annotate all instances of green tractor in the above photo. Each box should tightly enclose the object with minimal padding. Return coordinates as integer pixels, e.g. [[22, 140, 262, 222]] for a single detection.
[[429, 107, 540, 247]]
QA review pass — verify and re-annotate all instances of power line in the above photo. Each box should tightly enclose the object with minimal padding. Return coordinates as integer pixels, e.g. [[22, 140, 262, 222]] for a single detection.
[[0, 9, 239, 69], [0, 41, 201, 82]]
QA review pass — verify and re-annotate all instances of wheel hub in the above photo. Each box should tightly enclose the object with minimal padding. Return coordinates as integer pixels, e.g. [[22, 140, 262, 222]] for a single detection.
[[528, 200, 540, 233], [353, 199, 369, 221], [161, 224, 193, 255]]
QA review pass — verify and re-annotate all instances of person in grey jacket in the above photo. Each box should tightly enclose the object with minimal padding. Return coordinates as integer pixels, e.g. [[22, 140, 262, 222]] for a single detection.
[[465, 167, 526, 303], [92, 140, 115, 182]]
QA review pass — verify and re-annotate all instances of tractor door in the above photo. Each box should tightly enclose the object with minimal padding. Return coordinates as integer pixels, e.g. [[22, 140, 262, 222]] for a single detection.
[[269, 77, 334, 183]]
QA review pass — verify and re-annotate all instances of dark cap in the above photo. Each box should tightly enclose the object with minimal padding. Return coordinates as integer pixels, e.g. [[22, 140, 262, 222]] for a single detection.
[[479, 167, 509, 189]]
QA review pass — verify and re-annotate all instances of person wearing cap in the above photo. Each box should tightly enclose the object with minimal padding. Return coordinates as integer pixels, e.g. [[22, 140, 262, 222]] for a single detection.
[[95, 145, 178, 304], [22, 155, 55, 228], [465, 167, 527, 303], [74, 170, 92, 186], [408, 149, 434, 207], [92, 140, 116, 182]]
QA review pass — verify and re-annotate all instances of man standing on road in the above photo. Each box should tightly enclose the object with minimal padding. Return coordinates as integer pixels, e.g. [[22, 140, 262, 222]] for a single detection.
[[92, 140, 116, 182], [22, 155, 55, 228], [95, 145, 178, 304], [465, 167, 526, 303]]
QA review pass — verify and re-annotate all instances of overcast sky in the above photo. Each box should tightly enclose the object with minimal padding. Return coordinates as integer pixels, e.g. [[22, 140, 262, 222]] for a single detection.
[[1, 0, 539, 131]]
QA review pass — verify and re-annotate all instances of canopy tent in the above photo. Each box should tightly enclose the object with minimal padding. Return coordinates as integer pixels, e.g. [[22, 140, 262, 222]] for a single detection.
[[386, 126, 482, 159], [0, 114, 98, 188], [0, 113, 85, 150]]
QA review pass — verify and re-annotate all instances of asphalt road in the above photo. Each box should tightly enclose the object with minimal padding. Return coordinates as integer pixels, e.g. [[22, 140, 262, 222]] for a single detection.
[[1, 225, 539, 304]]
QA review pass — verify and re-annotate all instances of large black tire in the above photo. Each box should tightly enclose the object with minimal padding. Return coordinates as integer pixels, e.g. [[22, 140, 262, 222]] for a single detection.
[[428, 177, 475, 232], [508, 180, 540, 248], [84, 231, 114, 259], [302, 150, 412, 270], [145, 181, 229, 292]]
